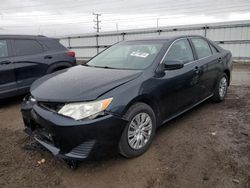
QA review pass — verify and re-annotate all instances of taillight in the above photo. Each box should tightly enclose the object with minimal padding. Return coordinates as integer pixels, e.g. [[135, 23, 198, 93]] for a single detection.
[[67, 51, 75, 57]]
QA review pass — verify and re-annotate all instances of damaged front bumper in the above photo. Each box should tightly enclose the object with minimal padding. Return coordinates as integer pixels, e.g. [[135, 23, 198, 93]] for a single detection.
[[21, 96, 128, 160]]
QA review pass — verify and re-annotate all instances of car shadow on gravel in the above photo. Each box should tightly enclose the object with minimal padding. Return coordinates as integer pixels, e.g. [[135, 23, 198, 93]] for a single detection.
[[0, 95, 25, 108], [157, 99, 212, 132]]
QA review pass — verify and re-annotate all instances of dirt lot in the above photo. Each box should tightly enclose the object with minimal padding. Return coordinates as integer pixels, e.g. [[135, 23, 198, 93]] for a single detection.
[[0, 64, 250, 188]]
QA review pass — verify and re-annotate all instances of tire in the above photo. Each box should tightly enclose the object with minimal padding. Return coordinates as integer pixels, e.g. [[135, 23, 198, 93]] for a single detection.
[[119, 103, 156, 158], [212, 73, 228, 102]]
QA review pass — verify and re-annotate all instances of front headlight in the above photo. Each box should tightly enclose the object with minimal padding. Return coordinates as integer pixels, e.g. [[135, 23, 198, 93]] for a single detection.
[[58, 98, 113, 120]]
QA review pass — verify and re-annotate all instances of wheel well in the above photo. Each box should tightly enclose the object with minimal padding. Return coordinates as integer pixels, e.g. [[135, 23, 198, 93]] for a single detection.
[[124, 96, 161, 126], [51, 66, 70, 72], [47, 62, 72, 73], [224, 69, 230, 85]]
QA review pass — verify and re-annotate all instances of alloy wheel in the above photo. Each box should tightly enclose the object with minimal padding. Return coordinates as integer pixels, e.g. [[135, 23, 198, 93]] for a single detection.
[[219, 77, 227, 99], [127, 112, 153, 150]]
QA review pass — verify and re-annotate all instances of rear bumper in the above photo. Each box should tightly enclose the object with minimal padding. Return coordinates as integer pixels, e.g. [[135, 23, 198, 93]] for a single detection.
[[21, 98, 128, 160]]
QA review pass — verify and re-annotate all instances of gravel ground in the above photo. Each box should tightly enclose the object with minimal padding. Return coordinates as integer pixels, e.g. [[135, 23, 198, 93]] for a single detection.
[[0, 63, 250, 188]]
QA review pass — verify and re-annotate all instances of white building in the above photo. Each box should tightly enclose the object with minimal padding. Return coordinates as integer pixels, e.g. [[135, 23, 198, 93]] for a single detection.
[[60, 20, 250, 60]]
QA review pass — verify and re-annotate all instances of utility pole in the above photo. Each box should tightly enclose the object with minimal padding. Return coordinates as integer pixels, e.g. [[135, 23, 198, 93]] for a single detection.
[[116, 23, 119, 32], [116, 23, 119, 41], [93, 12, 101, 33], [156, 18, 160, 29], [93, 12, 101, 54]]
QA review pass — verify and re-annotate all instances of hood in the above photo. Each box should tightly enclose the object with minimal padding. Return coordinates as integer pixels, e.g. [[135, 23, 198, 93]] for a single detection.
[[31, 65, 142, 102]]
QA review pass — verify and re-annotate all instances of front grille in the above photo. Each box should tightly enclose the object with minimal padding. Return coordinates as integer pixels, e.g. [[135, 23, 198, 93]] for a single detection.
[[38, 102, 64, 112]]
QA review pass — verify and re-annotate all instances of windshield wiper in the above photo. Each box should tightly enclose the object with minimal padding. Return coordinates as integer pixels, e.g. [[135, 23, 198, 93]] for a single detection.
[[85, 65, 117, 69], [83, 64, 91, 67], [103, 66, 117, 69]]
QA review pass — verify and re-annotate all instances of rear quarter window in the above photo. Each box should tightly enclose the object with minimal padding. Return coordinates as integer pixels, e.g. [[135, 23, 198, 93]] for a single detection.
[[14, 39, 44, 56], [42, 39, 66, 51]]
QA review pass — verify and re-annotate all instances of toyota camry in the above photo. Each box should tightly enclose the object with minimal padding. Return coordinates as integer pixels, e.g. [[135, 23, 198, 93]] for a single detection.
[[21, 35, 232, 163]]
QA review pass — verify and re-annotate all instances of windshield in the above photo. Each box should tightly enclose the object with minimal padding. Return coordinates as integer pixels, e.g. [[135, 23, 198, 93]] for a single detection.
[[86, 42, 163, 70]]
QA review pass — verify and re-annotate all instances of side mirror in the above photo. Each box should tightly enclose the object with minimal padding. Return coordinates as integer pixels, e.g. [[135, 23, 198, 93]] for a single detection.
[[163, 60, 184, 70]]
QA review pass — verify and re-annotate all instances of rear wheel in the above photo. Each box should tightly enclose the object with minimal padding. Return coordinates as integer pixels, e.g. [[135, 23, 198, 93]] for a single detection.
[[212, 73, 228, 102], [119, 103, 156, 158]]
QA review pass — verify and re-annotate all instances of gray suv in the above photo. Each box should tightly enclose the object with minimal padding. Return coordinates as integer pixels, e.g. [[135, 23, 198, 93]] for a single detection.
[[0, 35, 76, 99]]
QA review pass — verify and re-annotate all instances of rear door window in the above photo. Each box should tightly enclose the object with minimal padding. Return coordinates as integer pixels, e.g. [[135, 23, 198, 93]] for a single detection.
[[14, 39, 44, 56], [191, 38, 212, 59], [0, 40, 9, 58]]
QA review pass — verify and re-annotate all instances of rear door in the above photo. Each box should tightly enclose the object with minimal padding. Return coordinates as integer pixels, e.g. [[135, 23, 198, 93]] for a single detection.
[[12, 39, 48, 90], [207, 42, 222, 88], [0, 39, 17, 98], [189, 37, 219, 99]]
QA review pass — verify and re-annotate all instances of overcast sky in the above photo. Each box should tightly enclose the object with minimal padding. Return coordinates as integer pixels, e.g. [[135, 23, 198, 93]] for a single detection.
[[0, 0, 250, 36]]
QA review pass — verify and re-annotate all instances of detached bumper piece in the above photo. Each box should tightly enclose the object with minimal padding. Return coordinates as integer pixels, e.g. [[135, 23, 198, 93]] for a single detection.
[[24, 127, 95, 160], [35, 136, 95, 160], [25, 126, 95, 160], [21, 96, 128, 161]]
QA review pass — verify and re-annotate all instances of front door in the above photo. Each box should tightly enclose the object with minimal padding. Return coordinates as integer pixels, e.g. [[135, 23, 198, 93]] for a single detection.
[[0, 39, 16, 98], [154, 38, 201, 121]]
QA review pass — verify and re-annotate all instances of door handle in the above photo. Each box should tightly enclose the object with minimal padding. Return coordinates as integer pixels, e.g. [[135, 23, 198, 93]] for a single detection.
[[218, 57, 222, 62], [0, 61, 11, 65], [194, 66, 201, 74], [44, 55, 52, 59]]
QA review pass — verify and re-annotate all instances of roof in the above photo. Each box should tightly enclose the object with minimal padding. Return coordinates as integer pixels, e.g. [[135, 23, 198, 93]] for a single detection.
[[0, 35, 54, 40], [126, 35, 205, 42]]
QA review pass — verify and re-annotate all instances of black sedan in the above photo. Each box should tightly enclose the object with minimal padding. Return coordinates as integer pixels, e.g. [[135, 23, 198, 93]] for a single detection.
[[21, 35, 232, 161]]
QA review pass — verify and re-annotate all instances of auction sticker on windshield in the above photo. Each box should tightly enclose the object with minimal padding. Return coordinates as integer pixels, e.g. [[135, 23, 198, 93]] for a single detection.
[[130, 51, 149, 58]]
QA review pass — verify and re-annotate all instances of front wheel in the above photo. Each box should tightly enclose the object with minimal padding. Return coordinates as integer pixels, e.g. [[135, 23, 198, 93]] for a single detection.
[[119, 103, 156, 158], [212, 73, 228, 102]]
